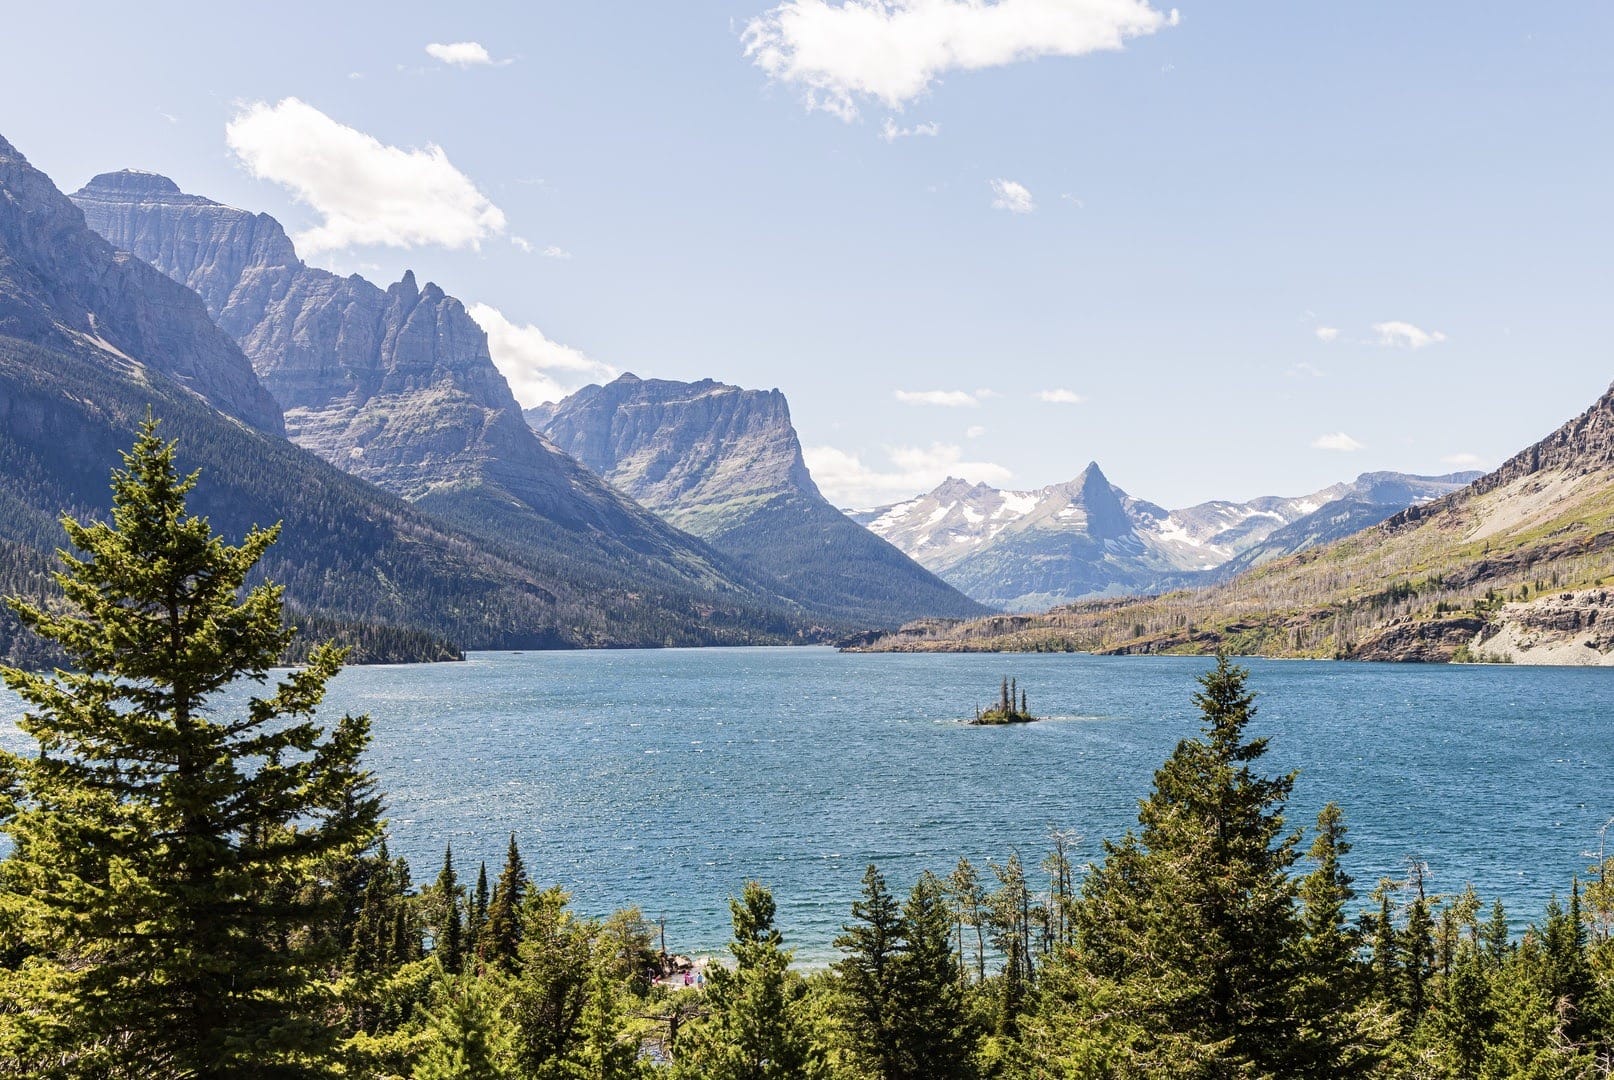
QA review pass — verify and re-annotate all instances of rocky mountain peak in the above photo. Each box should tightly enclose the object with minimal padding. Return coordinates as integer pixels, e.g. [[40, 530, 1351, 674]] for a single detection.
[[532, 373, 818, 520], [81, 169, 182, 197], [1388, 383, 1614, 532], [932, 476, 989, 501], [531, 373, 983, 624], [0, 134, 282, 432]]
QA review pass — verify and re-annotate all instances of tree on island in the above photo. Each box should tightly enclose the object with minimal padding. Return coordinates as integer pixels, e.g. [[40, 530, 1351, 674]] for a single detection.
[[0, 417, 380, 1076], [974, 677, 1035, 724]]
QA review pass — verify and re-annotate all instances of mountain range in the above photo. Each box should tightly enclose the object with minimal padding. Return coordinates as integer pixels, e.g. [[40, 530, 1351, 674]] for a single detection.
[[528, 374, 985, 624], [855, 466, 1479, 610], [70, 172, 976, 632], [852, 382, 1614, 664], [0, 135, 819, 662]]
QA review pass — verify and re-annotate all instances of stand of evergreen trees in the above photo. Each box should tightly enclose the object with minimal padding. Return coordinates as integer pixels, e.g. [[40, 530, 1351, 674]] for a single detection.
[[1, 425, 1611, 1077]]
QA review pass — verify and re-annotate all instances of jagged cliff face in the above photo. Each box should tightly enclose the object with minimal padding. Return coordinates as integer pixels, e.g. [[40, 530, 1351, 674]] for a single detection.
[[0, 146, 281, 433], [858, 466, 1479, 610], [71, 172, 695, 537], [0, 142, 816, 652], [530, 374, 986, 626], [527, 375, 820, 535]]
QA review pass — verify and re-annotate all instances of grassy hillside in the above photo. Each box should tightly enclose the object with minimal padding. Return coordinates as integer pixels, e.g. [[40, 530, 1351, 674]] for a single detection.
[[852, 388, 1614, 662]]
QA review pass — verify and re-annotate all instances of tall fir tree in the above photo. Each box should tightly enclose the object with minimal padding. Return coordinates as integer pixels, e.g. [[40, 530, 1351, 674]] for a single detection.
[[892, 872, 975, 1079], [512, 886, 596, 1075], [469, 862, 490, 968], [672, 882, 824, 1080], [435, 845, 465, 975], [483, 833, 528, 970], [1291, 803, 1387, 1076], [0, 418, 379, 1077], [1073, 653, 1304, 1075], [833, 864, 905, 1079]]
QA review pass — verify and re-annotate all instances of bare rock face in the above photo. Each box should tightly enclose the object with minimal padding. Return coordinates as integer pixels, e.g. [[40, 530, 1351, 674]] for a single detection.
[[528, 374, 818, 535], [71, 172, 664, 533], [0, 145, 281, 433], [1469, 589, 1614, 665], [531, 374, 986, 625], [1389, 384, 1614, 533]]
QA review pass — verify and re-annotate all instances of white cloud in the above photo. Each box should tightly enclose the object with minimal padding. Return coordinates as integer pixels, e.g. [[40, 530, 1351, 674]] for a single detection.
[[1060, 192, 1085, 208], [227, 99, 506, 256], [989, 177, 1035, 213], [743, 0, 1178, 119], [511, 236, 534, 253], [804, 442, 1012, 507], [895, 389, 978, 407], [1442, 452, 1485, 469], [1037, 387, 1085, 404], [1287, 362, 1324, 379], [1373, 320, 1447, 349], [1311, 432, 1364, 452], [965, 425, 987, 438], [879, 118, 940, 141], [1315, 326, 1341, 343], [542, 245, 573, 259], [468, 303, 617, 407], [425, 41, 501, 67]]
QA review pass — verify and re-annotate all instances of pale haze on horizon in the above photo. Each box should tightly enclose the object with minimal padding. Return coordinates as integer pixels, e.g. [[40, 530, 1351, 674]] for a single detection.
[[0, 1, 1608, 509]]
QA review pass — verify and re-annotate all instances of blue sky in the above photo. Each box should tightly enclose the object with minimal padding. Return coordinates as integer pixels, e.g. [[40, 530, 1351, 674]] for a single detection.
[[2, 1, 1610, 508]]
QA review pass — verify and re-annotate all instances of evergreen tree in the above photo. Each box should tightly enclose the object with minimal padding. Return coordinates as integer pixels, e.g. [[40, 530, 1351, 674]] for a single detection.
[[1073, 653, 1303, 1074], [948, 858, 987, 984], [672, 882, 824, 1080], [1291, 803, 1385, 1077], [987, 852, 1033, 1029], [571, 963, 648, 1080], [484, 834, 529, 970], [512, 886, 595, 1075], [1372, 888, 1401, 1006], [411, 967, 518, 1080], [0, 418, 379, 1076], [469, 862, 490, 967], [1482, 898, 1511, 966], [892, 872, 975, 1079], [833, 864, 905, 1079], [435, 846, 465, 975], [1402, 864, 1436, 1020]]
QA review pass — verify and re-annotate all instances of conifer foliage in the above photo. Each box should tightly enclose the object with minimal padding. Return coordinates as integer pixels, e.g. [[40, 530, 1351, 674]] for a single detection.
[[1071, 653, 1303, 1073], [0, 418, 379, 1076]]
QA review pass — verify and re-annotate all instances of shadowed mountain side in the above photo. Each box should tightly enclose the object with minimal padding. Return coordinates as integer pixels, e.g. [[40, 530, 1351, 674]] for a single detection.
[[0, 333, 812, 664]]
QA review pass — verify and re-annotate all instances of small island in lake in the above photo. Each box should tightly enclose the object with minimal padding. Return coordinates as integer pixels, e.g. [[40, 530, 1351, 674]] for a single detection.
[[972, 676, 1039, 725]]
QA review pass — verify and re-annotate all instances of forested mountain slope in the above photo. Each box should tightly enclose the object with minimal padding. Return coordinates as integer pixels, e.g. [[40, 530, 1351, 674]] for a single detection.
[[852, 383, 1614, 664], [0, 334, 809, 662]]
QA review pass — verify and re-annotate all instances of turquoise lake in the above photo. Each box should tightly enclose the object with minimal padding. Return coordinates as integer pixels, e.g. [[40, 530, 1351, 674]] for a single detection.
[[3, 648, 1611, 962]]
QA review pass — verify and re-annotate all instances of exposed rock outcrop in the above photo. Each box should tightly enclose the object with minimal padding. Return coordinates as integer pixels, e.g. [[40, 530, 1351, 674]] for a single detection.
[[0, 145, 281, 432], [70, 171, 781, 587], [529, 374, 985, 626], [1469, 589, 1614, 666]]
